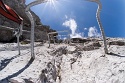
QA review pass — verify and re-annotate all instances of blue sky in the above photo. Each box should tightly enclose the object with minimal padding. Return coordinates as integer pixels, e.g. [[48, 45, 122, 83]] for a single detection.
[[26, 0, 125, 38]]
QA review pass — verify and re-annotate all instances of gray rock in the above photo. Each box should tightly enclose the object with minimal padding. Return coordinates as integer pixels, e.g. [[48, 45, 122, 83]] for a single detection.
[[108, 41, 125, 46], [0, 28, 13, 42], [0, 0, 57, 42]]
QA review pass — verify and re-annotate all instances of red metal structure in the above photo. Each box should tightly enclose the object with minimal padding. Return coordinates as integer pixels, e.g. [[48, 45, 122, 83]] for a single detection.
[[0, 0, 22, 24], [0, 0, 23, 55]]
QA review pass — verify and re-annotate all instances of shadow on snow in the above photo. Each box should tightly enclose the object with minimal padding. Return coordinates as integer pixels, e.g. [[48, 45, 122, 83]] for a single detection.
[[0, 57, 34, 82]]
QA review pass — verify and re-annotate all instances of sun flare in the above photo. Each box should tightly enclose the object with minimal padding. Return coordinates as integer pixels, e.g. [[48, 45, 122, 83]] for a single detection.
[[48, 0, 56, 3], [47, 0, 57, 5], [45, 0, 58, 11]]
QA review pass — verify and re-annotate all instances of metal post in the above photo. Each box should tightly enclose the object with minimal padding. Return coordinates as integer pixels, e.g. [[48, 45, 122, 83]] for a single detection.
[[25, 11, 35, 58], [14, 28, 21, 55], [48, 34, 50, 47], [25, 0, 50, 59], [53, 36, 56, 45], [86, 0, 108, 54], [17, 21, 23, 55], [68, 31, 71, 44], [17, 35, 20, 55]]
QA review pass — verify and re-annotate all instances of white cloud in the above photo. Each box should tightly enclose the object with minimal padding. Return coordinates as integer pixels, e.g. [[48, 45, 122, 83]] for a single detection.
[[88, 26, 101, 37], [65, 15, 68, 19], [62, 18, 83, 38], [62, 18, 77, 35], [84, 28, 87, 30]]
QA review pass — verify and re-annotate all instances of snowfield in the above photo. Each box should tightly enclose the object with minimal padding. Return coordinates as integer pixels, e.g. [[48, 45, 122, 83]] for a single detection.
[[0, 38, 125, 83]]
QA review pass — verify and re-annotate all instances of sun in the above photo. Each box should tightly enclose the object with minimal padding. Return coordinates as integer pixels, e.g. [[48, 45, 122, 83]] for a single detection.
[[47, 0, 57, 5], [45, 0, 58, 11], [39, 0, 60, 17], [48, 0, 57, 3]]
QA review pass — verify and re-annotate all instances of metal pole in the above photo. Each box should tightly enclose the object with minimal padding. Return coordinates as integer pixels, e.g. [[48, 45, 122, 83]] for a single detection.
[[86, 0, 108, 54], [14, 28, 21, 55], [96, 5, 108, 54], [25, 11, 35, 58], [17, 35, 20, 55], [48, 34, 50, 47], [68, 31, 71, 44], [53, 36, 56, 45], [25, 0, 50, 59]]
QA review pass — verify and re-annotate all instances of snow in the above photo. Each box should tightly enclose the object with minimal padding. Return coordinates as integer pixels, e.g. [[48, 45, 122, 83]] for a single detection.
[[0, 38, 125, 83]]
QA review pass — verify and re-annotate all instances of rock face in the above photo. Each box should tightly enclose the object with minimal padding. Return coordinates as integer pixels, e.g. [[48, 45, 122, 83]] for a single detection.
[[0, 0, 56, 42], [0, 28, 13, 42]]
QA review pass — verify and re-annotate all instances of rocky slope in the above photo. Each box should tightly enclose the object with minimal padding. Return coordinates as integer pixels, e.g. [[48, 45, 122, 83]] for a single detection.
[[0, 0, 56, 42], [0, 38, 125, 83]]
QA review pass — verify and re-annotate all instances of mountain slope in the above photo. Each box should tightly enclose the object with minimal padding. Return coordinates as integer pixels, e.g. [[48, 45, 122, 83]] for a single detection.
[[0, 38, 125, 83]]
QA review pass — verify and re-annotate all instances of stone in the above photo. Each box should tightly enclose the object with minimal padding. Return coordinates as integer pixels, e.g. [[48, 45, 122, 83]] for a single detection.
[[0, 0, 57, 42], [108, 41, 125, 46]]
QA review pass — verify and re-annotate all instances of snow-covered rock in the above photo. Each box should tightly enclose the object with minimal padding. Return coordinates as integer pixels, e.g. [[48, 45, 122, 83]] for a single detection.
[[0, 38, 125, 83]]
